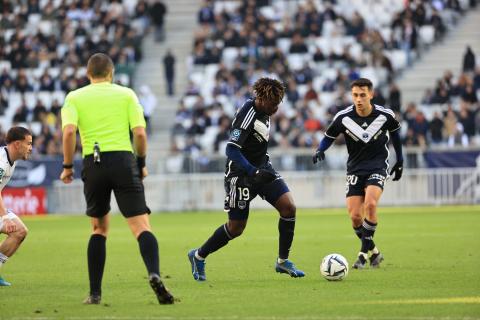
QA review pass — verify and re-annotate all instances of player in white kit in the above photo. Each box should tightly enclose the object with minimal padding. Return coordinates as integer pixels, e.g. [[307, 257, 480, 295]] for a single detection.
[[0, 127, 33, 286]]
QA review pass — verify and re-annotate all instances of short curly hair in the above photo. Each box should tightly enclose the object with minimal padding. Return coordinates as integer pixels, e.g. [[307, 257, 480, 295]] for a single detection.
[[253, 77, 285, 105]]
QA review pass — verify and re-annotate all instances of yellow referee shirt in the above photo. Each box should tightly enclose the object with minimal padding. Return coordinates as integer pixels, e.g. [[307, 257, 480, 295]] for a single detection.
[[61, 82, 146, 157]]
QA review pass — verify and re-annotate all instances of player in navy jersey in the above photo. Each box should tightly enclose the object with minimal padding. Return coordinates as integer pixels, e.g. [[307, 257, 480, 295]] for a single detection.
[[188, 78, 305, 281], [313, 78, 404, 269]]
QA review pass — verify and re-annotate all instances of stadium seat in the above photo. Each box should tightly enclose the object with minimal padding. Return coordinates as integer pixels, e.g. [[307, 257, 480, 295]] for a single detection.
[[419, 25, 436, 45]]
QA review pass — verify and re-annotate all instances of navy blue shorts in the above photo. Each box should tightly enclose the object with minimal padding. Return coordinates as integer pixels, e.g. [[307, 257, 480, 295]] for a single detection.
[[345, 169, 387, 197], [224, 164, 289, 220]]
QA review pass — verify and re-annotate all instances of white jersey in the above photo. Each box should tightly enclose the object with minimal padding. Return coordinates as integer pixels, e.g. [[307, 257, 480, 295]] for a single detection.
[[0, 147, 16, 191]]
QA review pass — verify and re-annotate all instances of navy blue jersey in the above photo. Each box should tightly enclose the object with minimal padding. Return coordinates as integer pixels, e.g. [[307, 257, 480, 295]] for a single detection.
[[325, 104, 401, 175], [226, 99, 270, 175]]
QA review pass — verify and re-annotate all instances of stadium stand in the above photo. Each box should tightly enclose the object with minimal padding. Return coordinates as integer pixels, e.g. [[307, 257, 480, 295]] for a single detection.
[[0, 0, 152, 156], [171, 0, 475, 159]]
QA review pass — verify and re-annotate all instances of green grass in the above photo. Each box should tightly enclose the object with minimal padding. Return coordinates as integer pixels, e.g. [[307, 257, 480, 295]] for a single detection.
[[1, 206, 479, 319]]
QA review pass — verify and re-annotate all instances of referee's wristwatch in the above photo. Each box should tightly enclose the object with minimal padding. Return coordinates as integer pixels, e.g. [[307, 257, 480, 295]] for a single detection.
[[62, 163, 74, 169]]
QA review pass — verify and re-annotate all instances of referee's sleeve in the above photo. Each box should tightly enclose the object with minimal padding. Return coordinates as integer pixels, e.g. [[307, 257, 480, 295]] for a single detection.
[[127, 90, 146, 129], [61, 93, 78, 129]]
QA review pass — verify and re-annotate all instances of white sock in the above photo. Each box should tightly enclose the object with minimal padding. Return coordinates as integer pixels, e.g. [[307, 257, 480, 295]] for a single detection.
[[0, 252, 8, 268], [277, 258, 286, 264], [195, 251, 205, 261], [371, 247, 379, 255]]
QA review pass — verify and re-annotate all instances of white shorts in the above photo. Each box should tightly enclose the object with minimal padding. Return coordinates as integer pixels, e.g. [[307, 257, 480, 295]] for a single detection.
[[0, 210, 19, 232]]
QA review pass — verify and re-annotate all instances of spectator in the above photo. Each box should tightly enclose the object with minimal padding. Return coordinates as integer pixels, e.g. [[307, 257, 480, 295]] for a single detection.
[[138, 85, 157, 135], [462, 46, 476, 72], [388, 83, 401, 112], [163, 50, 175, 96], [198, 0, 215, 25], [150, 1, 167, 42], [429, 112, 444, 145]]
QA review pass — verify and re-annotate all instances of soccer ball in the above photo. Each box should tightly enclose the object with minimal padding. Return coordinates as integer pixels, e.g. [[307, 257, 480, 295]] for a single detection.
[[320, 253, 349, 281]]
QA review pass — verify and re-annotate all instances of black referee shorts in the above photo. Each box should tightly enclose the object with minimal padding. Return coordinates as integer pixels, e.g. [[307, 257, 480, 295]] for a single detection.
[[81, 151, 150, 218]]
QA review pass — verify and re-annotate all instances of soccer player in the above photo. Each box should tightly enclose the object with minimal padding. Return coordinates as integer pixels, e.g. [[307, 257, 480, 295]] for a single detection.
[[60, 53, 174, 304], [313, 78, 403, 269], [188, 77, 305, 281], [0, 127, 32, 286]]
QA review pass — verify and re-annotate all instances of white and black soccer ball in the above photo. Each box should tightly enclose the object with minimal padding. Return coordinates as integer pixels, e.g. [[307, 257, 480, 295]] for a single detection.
[[320, 253, 349, 281]]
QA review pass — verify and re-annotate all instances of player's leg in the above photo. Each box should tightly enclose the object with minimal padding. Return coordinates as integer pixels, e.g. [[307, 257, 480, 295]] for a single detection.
[[83, 214, 109, 304], [363, 184, 385, 268], [346, 196, 369, 269], [0, 212, 28, 286], [260, 174, 304, 278], [189, 175, 252, 281]]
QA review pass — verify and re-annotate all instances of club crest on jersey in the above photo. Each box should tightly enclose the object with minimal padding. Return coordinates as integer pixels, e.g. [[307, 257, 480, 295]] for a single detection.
[[0, 168, 4, 182], [238, 200, 247, 209], [362, 133, 369, 141], [230, 129, 241, 141]]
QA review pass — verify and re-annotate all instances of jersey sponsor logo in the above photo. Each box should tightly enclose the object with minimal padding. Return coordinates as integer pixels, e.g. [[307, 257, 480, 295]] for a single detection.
[[253, 119, 270, 141], [230, 129, 241, 141], [342, 115, 387, 143]]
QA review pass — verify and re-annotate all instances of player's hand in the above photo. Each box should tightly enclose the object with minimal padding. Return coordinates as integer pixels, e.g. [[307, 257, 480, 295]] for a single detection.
[[2, 218, 16, 234], [60, 168, 74, 184], [312, 150, 325, 164], [249, 169, 277, 186], [390, 160, 403, 181]]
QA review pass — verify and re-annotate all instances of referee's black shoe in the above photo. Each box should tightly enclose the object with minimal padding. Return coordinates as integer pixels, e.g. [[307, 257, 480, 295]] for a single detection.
[[149, 274, 174, 304]]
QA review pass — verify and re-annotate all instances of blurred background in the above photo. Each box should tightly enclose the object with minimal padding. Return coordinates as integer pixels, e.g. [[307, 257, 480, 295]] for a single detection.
[[0, 0, 479, 214]]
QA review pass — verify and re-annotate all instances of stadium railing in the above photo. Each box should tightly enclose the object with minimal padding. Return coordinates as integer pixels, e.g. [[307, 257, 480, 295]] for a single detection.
[[50, 167, 479, 213]]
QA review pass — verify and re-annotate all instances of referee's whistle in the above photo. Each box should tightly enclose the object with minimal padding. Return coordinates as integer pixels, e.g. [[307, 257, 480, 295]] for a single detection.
[[93, 142, 101, 163]]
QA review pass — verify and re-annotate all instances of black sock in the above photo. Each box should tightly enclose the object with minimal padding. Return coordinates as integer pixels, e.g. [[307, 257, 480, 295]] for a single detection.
[[353, 224, 363, 239], [361, 219, 377, 253], [197, 224, 233, 259], [87, 234, 106, 296], [138, 231, 160, 276], [278, 217, 295, 260]]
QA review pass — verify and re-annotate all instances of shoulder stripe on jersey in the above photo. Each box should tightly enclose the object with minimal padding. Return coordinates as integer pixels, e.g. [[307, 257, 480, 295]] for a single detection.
[[241, 107, 256, 129], [332, 105, 353, 121], [375, 105, 395, 118]]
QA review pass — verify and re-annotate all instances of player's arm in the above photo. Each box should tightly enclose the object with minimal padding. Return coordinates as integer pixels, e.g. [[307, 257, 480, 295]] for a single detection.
[[225, 144, 256, 176], [0, 194, 16, 234], [128, 89, 148, 179], [387, 113, 404, 181], [389, 129, 403, 181], [313, 116, 341, 164], [60, 94, 77, 184], [132, 126, 148, 179], [313, 136, 335, 164]]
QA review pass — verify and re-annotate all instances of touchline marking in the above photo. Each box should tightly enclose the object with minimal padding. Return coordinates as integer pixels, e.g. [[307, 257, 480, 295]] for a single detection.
[[364, 296, 480, 305]]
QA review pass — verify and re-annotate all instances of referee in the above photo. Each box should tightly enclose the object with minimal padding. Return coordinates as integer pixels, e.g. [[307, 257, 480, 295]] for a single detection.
[[60, 53, 174, 305]]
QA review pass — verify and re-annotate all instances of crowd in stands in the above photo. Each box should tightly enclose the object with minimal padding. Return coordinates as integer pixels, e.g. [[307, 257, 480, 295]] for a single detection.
[[172, 0, 475, 159], [0, 0, 158, 157], [413, 46, 480, 147]]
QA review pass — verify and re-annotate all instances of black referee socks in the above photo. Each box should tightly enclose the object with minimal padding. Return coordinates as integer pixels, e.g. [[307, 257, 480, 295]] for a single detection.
[[87, 234, 106, 296], [138, 231, 160, 277]]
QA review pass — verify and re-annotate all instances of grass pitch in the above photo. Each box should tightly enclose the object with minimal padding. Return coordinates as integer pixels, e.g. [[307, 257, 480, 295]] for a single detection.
[[0, 206, 479, 319]]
